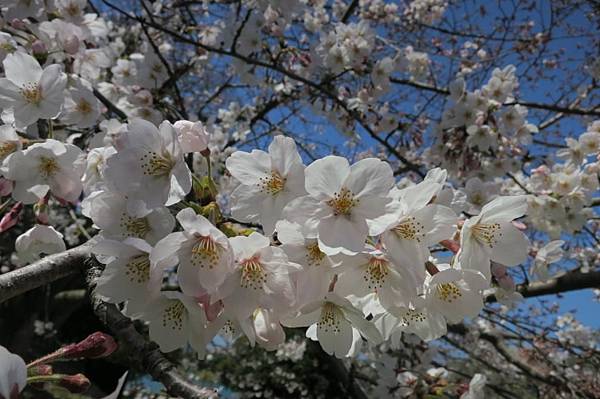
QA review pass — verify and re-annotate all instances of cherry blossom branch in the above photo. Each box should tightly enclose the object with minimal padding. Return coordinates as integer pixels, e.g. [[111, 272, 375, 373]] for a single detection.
[[341, 0, 359, 23], [477, 331, 566, 388], [389, 78, 600, 117], [0, 247, 218, 398], [88, 275, 218, 398], [92, 88, 128, 121]]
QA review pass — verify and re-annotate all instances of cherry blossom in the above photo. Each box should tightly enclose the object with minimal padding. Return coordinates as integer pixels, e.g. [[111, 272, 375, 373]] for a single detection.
[[0, 52, 66, 127], [275, 220, 338, 308], [151, 208, 234, 296], [460, 374, 487, 399], [140, 291, 208, 354], [381, 180, 457, 280], [173, 120, 210, 154], [284, 156, 395, 255], [283, 292, 382, 358], [15, 224, 66, 264], [425, 265, 487, 323], [335, 244, 421, 310], [1, 139, 84, 204], [103, 119, 191, 212], [93, 238, 161, 317], [215, 232, 299, 320], [458, 196, 529, 280], [81, 190, 174, 244], [531, 240, 565, 281], [0, 126, 21, 163], [226, 135, 306, 234]]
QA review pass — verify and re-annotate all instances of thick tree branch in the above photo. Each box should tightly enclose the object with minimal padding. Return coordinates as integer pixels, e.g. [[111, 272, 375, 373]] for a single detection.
[[0, 244, 91, 304], [306, 340, 369, 399], [486, 269, 600, 303]]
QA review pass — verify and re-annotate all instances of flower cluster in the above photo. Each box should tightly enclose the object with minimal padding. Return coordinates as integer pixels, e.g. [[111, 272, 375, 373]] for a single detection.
[[526, 121, 600, 237], [77, 127, 529, 358]]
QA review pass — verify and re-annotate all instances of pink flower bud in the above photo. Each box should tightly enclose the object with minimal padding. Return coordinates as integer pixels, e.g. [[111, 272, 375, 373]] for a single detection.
[[439, 239, 460, 254], [197, 294, 223, 322], [512, 220, 527, 231], [58, 374, 90, 394], [173, 120, 210, 154], [0, 178, 12, 196], [10, 19, 25, 30], [61, 332, 117, 360], [0, 202, 23, 233], [491, 262, 508, 279], [63, 35, 80, 55], [491, 263, 515, 291], [497, 275, 516, 291], [31, 40, 47, 55]]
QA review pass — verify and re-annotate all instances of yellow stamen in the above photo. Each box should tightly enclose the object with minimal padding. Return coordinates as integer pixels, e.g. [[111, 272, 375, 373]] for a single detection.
[[162, 301, 185, 330], [20, 82, 42, 105], [38, 156, 59, 178], [125, 254, 150, 284], [364, 257, 390, 290], [318, 302, 342, 333], [240, 256, 266, 289], [140, 151, 175, 178], [471, 222, 502, 248], [305, 241, 325, 266], [392, 216, 424, 242], [76, 99, 92, 114], [257, 171, 286, 195], [191, 235, 221, 269], [436, 283, 462, 303], [0, 142, 17, 160], [120, 214, 151, 238], [326, 187, 358, 216]]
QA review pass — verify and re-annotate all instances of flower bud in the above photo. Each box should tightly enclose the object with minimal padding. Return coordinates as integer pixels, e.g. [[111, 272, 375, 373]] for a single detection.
[[61, 332, 117, 360], [173, 120, 210, 154], [34, 197, 49, 225], [31, 40, 47, 55], [58, 374, 90, 394], [197, 294, 223, 322], [425, 261, 440, 275], [0, 202, 23, 233], [63, 35, 80, 55], [491, 263, 515, 291], [10, 19, 25, 30], [439, 239, 460, 254], [0, 178, 12, 196]]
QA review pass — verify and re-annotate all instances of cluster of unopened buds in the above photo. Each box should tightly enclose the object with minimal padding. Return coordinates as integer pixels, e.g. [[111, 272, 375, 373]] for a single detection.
[[0, 332, 117, 398]]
